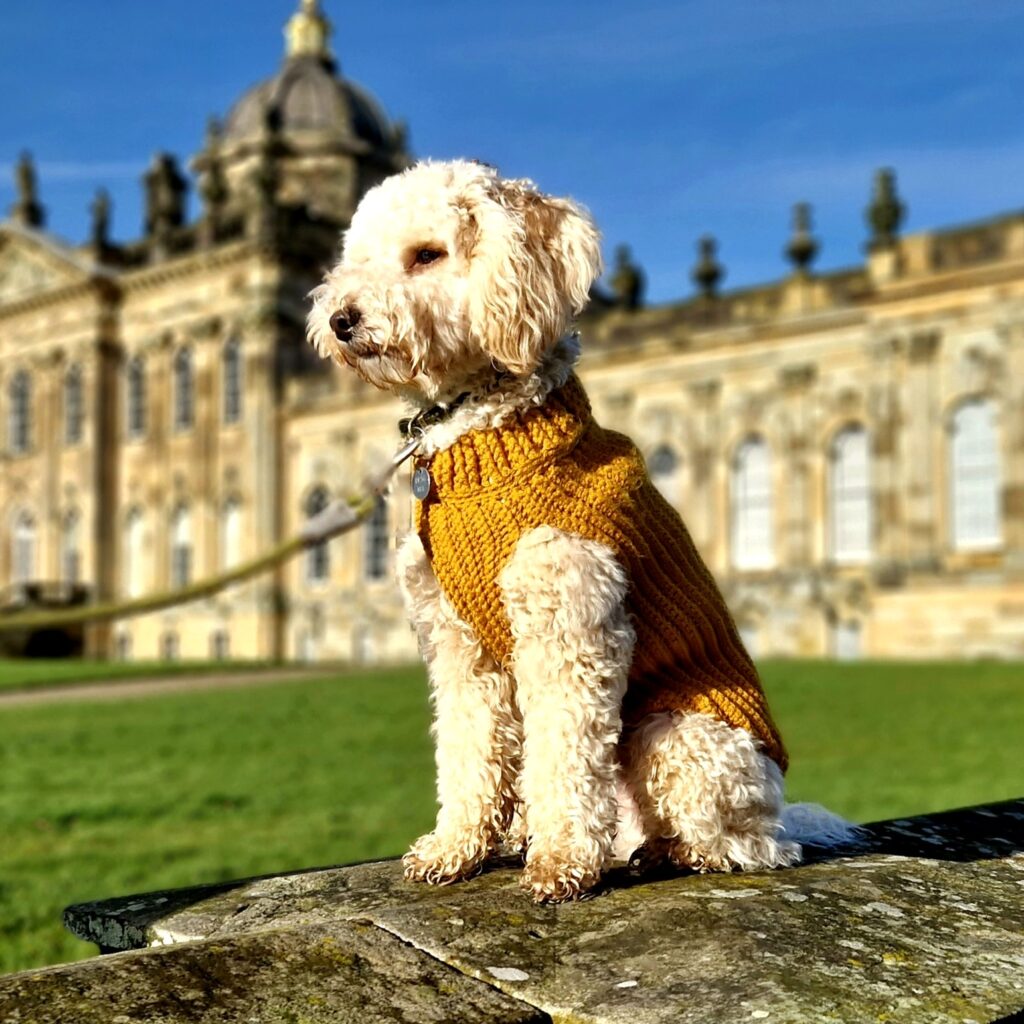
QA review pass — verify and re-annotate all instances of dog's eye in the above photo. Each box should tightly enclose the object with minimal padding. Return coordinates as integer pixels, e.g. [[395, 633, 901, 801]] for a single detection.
[[414, 248, 445, 266]]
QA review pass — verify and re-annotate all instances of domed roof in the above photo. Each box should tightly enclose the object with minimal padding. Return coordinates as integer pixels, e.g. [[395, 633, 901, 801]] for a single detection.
[[221, 1, 402, 154], [223, 58, 396, 151]]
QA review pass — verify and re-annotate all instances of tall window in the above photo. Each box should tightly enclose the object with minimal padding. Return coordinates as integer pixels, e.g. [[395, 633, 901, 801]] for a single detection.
[[161, 632, 180, 661], [738, 622, 759, 659], [305, 487, 330, 583], [731, 437, 774, 570], [115, 631, 132, 661], [170, 505, 192, 588], [648, 444, 682, 507], [223, 337, 242, 425], [221, 497, 242, 570], [61, 510, 81, 584], [11, 511, 36, 583], [173, 348, 194, 431], [950, 398, 1001, 550], [9, 370, 31, 454], [832, 620, 863, 661], [210, 630, 230, 660], [124, 507, 145, 598], [364, 497, 389, 581], [830, 426, 871, 563], [126, 356, 146, 439], [64, 364, 84, 446]]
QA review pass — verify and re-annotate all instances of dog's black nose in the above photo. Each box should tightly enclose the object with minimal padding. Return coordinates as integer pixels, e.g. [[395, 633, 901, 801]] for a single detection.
[[329, 306, 361, 342]]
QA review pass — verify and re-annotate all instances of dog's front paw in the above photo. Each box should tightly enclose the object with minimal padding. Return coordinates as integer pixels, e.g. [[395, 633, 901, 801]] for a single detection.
[[520, 853, 602, 903], [402, 830, 490, 885]]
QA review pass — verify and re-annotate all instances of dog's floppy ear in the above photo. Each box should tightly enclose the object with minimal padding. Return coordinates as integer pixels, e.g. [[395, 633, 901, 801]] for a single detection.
[[464, 175, 602, 375]]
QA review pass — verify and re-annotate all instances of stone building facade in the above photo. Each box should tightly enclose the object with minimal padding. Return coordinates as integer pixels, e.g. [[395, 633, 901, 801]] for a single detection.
[[1, 2, 1022, 662]]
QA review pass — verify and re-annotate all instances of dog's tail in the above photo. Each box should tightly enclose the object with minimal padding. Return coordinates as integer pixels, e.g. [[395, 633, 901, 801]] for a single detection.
[[781, 802, 866, 850]]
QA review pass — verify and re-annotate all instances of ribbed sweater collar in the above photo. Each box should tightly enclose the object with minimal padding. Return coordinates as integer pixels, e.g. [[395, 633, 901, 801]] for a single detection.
[[424, 373, 592, 497]]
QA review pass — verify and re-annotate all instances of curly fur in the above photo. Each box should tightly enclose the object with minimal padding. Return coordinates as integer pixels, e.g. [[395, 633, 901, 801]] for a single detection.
[[308, 160, 600, 406], [309, 160, 858, 902]]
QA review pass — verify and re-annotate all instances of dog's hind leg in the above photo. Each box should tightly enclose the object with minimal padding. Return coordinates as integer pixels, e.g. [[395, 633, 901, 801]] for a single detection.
[[500, 526, 635, 902], [397, 534, 520, 884], [621, 711, 802, 874]]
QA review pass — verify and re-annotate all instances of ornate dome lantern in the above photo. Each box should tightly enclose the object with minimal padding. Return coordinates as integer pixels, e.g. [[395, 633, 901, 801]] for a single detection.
[[194, 0, 409, 227]]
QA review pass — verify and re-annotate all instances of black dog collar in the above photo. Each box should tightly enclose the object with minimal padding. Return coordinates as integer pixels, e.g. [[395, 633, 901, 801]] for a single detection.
[[398, 391, 473, 441]]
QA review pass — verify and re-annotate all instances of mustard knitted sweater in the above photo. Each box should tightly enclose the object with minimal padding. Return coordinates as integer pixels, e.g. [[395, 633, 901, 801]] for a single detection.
[[414, 373, 787, 770]]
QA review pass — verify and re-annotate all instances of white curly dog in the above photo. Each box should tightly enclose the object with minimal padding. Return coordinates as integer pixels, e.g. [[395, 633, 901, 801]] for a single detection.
[[308, 160, 856, 903]]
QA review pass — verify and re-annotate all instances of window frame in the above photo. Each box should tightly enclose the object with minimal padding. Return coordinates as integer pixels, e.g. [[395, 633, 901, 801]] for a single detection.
[[730, 436, 775, 571], [949, 397, 1002, 552], [829, 425, 872, 565]]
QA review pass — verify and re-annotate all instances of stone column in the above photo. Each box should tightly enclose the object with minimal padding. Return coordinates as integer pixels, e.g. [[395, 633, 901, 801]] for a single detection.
[[777, 363, 817, 568], [244, 297, 285, 661], [903, 331, 942, 570], [1001, 320, 1024, 567], [868, 336, 905, 579], [38, 350, 62, 580], [86, 331, 123, 658], [686, 379, 721, 571]]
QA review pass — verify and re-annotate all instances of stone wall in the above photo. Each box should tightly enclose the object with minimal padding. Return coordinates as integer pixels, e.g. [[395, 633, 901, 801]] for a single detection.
[[2, 798, 1023, 1022]]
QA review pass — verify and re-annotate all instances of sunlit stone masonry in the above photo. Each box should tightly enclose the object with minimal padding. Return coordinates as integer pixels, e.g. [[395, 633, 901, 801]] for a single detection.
[[1, 2, 1023, 662]]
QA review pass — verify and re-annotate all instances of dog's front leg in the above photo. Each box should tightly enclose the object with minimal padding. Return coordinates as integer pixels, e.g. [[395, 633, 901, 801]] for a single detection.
[[500, 527, 635, 902], [397, 535, 519, 884]]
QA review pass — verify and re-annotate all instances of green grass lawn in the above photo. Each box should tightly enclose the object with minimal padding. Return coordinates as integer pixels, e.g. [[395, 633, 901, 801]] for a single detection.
[[1, 659, 1022, 976], [0, 658, 319, 694]]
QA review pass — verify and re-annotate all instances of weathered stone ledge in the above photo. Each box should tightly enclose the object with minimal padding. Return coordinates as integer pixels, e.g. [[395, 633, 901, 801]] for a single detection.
[[3, 799, 1024, 1023]]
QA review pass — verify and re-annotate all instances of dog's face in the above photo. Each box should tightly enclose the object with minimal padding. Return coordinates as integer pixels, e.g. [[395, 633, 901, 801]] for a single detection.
[[307, 160, 602, 402]]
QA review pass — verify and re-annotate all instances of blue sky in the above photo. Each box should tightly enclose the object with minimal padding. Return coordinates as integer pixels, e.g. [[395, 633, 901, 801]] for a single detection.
[[2, 0, 1023, 302]]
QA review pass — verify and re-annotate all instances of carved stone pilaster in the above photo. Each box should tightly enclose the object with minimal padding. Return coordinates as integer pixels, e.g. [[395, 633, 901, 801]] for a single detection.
[[908, 331, 941, 363], [778, 363, 817, 392]]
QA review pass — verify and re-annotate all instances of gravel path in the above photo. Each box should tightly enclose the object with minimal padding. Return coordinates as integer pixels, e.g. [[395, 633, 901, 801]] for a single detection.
[[0, 668, 339, 710]]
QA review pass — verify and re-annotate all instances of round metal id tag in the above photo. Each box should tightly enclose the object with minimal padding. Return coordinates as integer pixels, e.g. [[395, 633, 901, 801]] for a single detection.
[[412, 465, 432, 501]]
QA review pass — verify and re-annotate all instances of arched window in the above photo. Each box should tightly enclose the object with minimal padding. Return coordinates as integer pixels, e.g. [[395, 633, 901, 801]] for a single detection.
[[223, 337, 243, 425], [210, 630, 230, 660], [305, 487, 330, 583], [648, 444, 682, 507], [115, 631, 132, 661], [221, 497, 242, 570], [61, 510, 81, 584], [126, 356, 146, 439], [170, 505, 192, 588], [832, 620, 863, 661], [737, 622, 759, 659], [9, 370, 31, 454], [161, 632, 180, 661], [829, 426, 871, 563], [64, 364, 84, 446], [950, 398, 1001, 550], [364, 497, 389, 581], [124, 507, 145, 598], [173, 348, 194, 431], [731, 437, 774, 570], [11, 511, 36, 583]]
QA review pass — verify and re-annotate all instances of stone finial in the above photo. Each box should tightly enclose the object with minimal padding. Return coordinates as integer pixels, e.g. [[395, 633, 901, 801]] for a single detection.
[[204, 115, 223, 152], [199, 118, 229, 235], [89, 188, 111, 250], [610, 244, 645, 310], [785, 202, 819, 274], [10, 151, 45, 228], [143, 152, 188, 238], [247, 110, 282, 244], [692, 235, 724, 298], [866, 168, 905, 251], [253, 108, 281, 203], [284, 0, 333, 63]]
